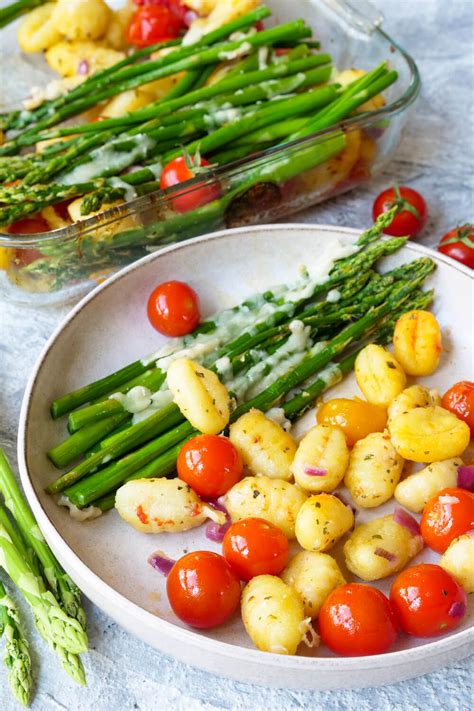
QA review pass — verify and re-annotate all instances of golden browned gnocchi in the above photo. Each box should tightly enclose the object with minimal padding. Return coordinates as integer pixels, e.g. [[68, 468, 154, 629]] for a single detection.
[[394, 457, 463, 513], [241, 575, 312, 655], [355, 344, 406, 407], [344, 514, 423, 581], [344, 431, 404, 508], [102, 89, 156, 118], [290, 424, 349, 492], [439, 534, 474, 593], [229, 410, 297, 481], [387, 385, 441, 428], [51, 0, 111, 41], [224, 476, 307, 539], [281, 551, 346, 618], [295, 493, 354, 552], [46, 41, 125, 78], [18, 3, 62, 53], [393, 310, 442, 376], [115, 478, 226, 533], [389, 406, 470, 463], [167, 358, 230, 435]]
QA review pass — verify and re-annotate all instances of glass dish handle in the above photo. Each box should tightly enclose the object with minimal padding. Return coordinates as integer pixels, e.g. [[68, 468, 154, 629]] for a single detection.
[[321, 0, 384, 34]]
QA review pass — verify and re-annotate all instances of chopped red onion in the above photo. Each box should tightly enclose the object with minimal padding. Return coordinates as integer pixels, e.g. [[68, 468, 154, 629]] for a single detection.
[[204, 497, 231, 542], [77, 60, 89, 76], [184, 9, 199, 26], [448, 601, 467, 619], [467, 530, 474, 539], [374, 547, 397, 562], [203, 496, 228, 513], [148, 550, 176, 577], [393, 506, 420, 535], [457, 465, 474, 492], [304, 465, 327, 477]]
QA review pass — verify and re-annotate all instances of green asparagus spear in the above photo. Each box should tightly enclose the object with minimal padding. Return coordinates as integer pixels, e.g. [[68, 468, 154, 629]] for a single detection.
[[0, 581, 32, 707]]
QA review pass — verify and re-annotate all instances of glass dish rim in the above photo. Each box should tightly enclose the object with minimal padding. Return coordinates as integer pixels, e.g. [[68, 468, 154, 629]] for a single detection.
[[0, 24, 420, 248]]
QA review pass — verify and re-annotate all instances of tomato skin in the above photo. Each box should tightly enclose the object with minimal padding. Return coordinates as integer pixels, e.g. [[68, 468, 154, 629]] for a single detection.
[[147, 279, 200, 336], [166, 551, 241, 628], [127, 6, 183, 47], [390, 564, 467, 638], [222, 518, 289, 581], [316, 397, 387, 446], [8, 216, 50, 234], [318, 583, 398, 656], [160, 155, 221, 213], [420, 488, 474, 553], [442, 381, 474, 435], [372, 186, 427, 238], [438, 224, 474, 269], [133, 0, 196, 27], [177, 434, 243, 498]]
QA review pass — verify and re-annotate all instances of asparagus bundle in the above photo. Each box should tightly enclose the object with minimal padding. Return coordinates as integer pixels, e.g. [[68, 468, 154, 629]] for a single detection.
[[43, 214, 437, 514], [0, 450, 88, 704]]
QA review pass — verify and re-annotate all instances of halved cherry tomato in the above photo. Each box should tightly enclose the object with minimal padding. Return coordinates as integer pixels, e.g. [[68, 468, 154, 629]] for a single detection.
[[166, 551, 241, 628], [147, 279, 200, 336], [316, 397, 387, 446], [373, 185, 427, 238], [127, 6, 183, 47], [420, 488, 474, 553], [390, 564, 467, 637], [177, 434, 243, 498], [222, 518, 289, 581], [318, 583, 398, 656], [133, 0, 196, 28], [442, 381, 474, 435], [160, 154, 221, 213], [7, 216, 49, 234], [437, 224, 474, 269]]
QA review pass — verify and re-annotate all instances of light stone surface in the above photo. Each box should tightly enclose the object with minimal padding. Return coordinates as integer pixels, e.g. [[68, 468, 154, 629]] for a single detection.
[[0, 0, 473, 708]]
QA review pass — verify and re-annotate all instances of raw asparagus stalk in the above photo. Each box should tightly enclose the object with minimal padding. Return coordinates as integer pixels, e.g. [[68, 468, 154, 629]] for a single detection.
[[0, 581, 32, 707], [0, 450, 87, 636]]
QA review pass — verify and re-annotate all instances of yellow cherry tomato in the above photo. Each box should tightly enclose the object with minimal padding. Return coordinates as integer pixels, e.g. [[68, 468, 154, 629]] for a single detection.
[[316, 397, 387, 447]]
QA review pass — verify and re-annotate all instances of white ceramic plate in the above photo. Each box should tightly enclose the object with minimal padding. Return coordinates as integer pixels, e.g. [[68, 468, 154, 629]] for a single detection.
[[18, 225, 474, 690]]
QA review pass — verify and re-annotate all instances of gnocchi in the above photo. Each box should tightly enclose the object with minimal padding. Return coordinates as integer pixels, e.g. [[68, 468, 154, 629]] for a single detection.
[[281, 551, 346, 618], [394, 457, 463, 513], [46, 42, 125, 78], [393, 310, 442, 376], [290, 424, 349, 492], [295, 494, 354, 552], [167, 358, 230, 435], [224, 476, 307, 539], [439, 534, 474, 593], [241, 575, 312, 655], [229, 410, 297, 481], [102, 89, 156, 118], [387, 385, 441, 428], [389, 406, 470, 463], [344, 431, 404, 508], [344, 514, 424, 581], [18, 3, 62, 53], [355, 344, 406, 407], [51, 0, 111, 41], [115, 478, 226, 533]]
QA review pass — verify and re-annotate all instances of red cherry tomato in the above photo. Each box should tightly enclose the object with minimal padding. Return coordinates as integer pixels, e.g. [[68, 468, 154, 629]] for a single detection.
[[147, 279, 200, 336], [420, 488, 474, 553], [442, 381, 474, 435], [177, 434, 243, 498], [132, 0, 196, 28], [166, 551, 241, 628], [222, 518, 289, 581], [372, 185, 427, 238], [8, 216, 49, 234], [438, 224, 474, 269], [160, 155, 221, 213], [390, 564, 467, 638], [127, 6, 183, 47], [318, 583, 398, 656]]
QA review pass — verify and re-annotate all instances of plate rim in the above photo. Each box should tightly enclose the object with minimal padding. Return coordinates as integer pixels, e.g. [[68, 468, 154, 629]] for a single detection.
[[17, 223, 474, 680]]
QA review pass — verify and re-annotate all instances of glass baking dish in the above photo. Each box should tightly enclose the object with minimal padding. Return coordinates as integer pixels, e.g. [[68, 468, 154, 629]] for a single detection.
[[0, 0, 420, 304]]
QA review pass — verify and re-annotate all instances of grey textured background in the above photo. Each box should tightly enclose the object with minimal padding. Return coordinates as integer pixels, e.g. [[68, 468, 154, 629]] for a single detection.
[[0, 0, 473, 708]]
